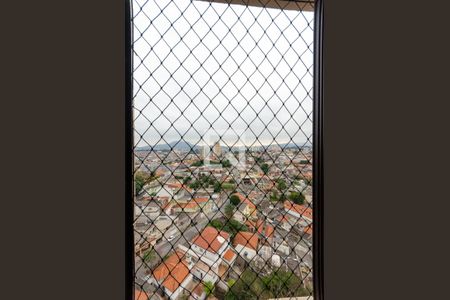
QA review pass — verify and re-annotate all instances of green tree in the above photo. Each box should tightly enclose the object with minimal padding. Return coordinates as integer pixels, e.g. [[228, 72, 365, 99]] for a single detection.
[[270, 190, 279, 202], [135, 171, 155, 195], [189, 180, 201, 190], [260, 163, 269, 175], [224, 204, 235, 219], [225, 269, 310, 299], [209, 219, 224, 230], [208, 219, 248, 239], [227, 279, 236, 288], [204, 281, 215, 297], [225, 269, 271, 300], [221, 183, 235, 191], [289, 192, 305, 205], [208, 176, 216, 186], [143, 249, 156, 263], [214, 181, 222, 193], [191, 160, 204, 167], [222, 159, 232, 168], [262, 271, 309, 298], [277, 179, 287, 191], [230, 194, 241, 206]]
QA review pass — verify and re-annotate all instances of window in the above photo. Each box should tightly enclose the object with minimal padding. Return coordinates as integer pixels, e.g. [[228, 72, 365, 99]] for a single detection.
[[128, 0, 323, 299]]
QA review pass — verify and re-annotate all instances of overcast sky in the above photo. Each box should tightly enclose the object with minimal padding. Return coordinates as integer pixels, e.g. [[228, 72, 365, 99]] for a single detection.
[[132, 0, 314, 148]]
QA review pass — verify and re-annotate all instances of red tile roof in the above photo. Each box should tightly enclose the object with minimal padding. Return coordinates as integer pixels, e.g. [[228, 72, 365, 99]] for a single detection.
[[223, 248, 237, 263], [277, 215, 290, 223], [304, 224, 313, 235], [234, 193, 257, 219], [192, 282, 205, 298], [193, 197, 209, 203], [152, 251, 190, 293], [256, 219, 264, 235], [172, 202, 198, 210], [284, 201, 313, 220], [264, 224, 274, 239], [233, 231, 259, 250], [192, 226, 230, 254], [245, 220, 256, 230], [135, 290, 148, 300]]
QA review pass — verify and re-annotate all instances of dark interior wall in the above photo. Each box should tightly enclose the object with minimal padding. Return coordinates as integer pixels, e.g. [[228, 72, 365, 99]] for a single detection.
[[323, 1, 450, 299], [1, 0, 449, 299], [1, 1, 125, 300]]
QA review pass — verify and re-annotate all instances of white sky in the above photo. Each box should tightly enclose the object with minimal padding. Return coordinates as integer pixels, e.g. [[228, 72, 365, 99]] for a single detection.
[[132, 0, 314, 148]]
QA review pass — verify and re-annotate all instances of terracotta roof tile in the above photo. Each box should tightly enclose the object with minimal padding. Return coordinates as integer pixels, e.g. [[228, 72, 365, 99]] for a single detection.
[[264, 224, 274, 238], [152, 251, 190, 293], [284, 201, 313, 220], [304, 225, 313, 235], [233, 231, 259, 250], [135, 290, 148, 300], [192, 226, 230, 254], [256, 219, 264, 235], [223, 248, 237, 263], [193, 197, 209, 203]]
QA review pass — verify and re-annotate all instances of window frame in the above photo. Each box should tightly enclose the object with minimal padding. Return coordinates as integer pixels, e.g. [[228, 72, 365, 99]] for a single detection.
[[125, 0, 324, 299]]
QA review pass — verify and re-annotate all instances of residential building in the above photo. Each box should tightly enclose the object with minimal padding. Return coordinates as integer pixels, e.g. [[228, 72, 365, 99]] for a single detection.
[[284, 201, 313, 225], [233, 231, 259, 261], [135, 289, 149, 300], [150, 250, 194, 300], [213, 140, 222, 158]]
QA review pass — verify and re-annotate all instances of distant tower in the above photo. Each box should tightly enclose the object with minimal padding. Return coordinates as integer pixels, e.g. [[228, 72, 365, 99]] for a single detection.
[[198, 145, 206, 160], [213, 140, 222, 158]]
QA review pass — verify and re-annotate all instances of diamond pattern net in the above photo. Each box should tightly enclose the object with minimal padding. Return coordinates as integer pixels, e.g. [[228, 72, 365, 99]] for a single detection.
[[132, 0, 314, 299]]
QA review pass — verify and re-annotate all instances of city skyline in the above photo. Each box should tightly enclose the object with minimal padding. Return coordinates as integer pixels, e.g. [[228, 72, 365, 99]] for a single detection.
[[133, 0, 314, 149], [135, 137, 312, 149]]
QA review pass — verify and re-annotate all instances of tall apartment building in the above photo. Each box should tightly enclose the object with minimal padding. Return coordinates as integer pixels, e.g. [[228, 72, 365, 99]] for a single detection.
[[213, 140, 222, 158]]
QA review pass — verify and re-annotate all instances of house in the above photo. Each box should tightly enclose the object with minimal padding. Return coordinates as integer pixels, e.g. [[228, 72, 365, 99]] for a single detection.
[[233, 231, 259, 261], [263, 224, 274, 245], [142, 180, 161, 196], [245, 220, 256, 232], [170, 197, 211, 214], [135, 201, 161, 221], [191, 226, 230, 263], [232, 202, 256, 223], [273, 238, 290, 256], [151, 250, 194, 300], [276, 214, 298, 231], [284, 201, 313, 225], [232, 193, 257, 222], [134, 289, 148, 300], [134, 233, 151, 256], [258, 244, 273, 261], [191, 282, 207, 300], [153, 216, 172, 232], [222, 247, 237, 267], [170, 202, 197, 214], [183, 227, 237, 291], [256, 219, 265, 235], [303, 224, 313, 242]]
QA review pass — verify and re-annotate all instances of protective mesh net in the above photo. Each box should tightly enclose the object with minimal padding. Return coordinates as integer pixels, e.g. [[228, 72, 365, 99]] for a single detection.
[[132, 0, 314, 299]]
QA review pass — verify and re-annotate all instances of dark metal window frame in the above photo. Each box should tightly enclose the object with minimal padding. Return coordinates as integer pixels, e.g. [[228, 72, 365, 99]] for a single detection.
[[125, 0, 324, 298]]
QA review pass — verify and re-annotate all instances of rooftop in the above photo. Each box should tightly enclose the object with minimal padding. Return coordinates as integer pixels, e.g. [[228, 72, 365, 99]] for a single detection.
[[234, 231, 259, 250], [192, 226, 230, 254], [152, 251, 190, 293], [223, 248, 237, 263], [284, 201, 313, 220], [134, 289, 148, 300]]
